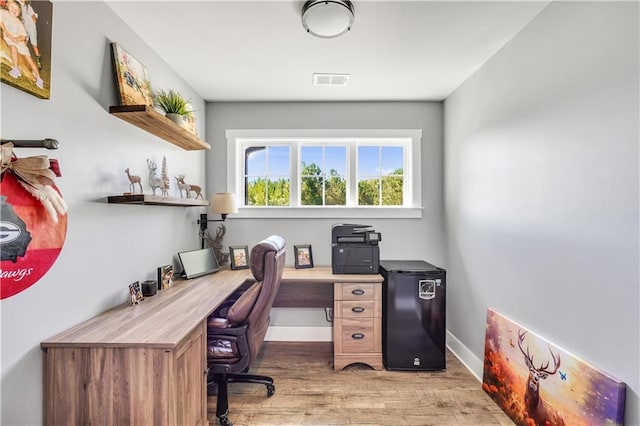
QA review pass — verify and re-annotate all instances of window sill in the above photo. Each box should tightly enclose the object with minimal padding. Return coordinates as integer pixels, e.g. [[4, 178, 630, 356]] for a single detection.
[[231, 207, 423, 219]]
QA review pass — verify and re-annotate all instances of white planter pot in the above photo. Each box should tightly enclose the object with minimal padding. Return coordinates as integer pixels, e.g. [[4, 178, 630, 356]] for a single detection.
[[165, 113, 185, 127]]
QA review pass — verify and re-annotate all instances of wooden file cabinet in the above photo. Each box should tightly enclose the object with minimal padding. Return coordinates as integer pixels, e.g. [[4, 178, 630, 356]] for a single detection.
[[333, 282, 382, 370], [42, 321, 208, 426]]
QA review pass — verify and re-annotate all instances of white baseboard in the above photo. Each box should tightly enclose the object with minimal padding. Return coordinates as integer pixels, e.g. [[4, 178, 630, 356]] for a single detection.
[[446, 329, 483, 382], [266, 326, 332, 342]]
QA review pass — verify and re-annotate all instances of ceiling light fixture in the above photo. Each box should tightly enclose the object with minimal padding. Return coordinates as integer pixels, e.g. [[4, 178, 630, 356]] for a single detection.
[[302, 0, 355, 39]]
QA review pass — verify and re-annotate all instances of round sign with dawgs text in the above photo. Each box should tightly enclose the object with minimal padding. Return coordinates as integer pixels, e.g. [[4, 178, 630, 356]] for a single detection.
[[1, 172, 67, 299]]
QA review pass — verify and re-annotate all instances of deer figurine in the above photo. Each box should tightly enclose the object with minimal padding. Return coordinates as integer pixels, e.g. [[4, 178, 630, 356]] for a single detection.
[[175, 174, 203, 199], [518, 330, 565, 426], [147, 160, 168, 196], [124, 168, 143, 193], [175, 175, 191, 198]]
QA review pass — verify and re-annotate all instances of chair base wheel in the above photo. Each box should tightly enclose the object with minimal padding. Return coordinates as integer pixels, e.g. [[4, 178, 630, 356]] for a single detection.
[[266, 383, 275, 397], [218, 414, 232, 426]]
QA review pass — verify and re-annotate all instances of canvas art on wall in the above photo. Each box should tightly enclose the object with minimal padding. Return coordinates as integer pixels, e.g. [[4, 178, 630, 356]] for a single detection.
[[110, 42, 153, 106], [0, 0, 53, 99], [482, 308, 626, 426]]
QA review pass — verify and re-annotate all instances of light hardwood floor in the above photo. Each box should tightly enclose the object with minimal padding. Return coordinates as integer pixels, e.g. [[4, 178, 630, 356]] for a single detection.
[[207, 342, 513, 426]]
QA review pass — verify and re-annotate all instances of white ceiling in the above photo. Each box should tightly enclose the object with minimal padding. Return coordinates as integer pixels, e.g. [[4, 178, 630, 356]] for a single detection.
[[106, 1, 550, 102]]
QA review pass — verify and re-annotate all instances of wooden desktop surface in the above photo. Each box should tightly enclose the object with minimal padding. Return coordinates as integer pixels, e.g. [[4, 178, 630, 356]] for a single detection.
[[41, 266, 381, 349]]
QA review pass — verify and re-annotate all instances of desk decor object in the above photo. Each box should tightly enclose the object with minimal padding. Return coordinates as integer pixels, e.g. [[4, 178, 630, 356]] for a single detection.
[[230, 245, 249, 270], [128, 281, 143, 305], [111, 43, 153, 106], [0, 0, 53, 99], [141, 280, 157, 297], [482, 308, 626, 426], [157, 265, 174, 290], [294, 244, 314, 269]]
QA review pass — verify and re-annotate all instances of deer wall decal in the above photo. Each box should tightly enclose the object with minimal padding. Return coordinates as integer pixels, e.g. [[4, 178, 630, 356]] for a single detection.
[[517, 330, 565, 426]]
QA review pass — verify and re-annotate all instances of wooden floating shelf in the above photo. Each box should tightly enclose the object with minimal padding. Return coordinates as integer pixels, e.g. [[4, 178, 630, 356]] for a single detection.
[[107, 194, 210, 207], [109, 105, 210, 151]]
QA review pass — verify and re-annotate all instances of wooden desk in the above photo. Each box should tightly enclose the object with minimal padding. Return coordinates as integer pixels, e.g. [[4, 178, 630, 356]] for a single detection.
[[41, 268, 253, 426], [41, 266, 381, 426]]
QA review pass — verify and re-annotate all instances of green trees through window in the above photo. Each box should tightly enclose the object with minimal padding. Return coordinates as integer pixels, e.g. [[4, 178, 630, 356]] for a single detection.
[[243, 143, 404, 207], [358, 168, 404, 206], [301, 163, 347, 205], [245, 146, 290, 206]]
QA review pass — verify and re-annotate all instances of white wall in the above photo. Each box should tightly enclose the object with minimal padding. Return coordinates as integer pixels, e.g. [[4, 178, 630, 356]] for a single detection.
[[205, 102, 445, 333], [444, 2, 639, 424], [1, 3, 208, 425], [205, 102, 444, 265]]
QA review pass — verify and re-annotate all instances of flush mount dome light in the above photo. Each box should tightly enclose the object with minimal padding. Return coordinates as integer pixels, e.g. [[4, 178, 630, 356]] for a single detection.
[[302, 0, 354, 39]]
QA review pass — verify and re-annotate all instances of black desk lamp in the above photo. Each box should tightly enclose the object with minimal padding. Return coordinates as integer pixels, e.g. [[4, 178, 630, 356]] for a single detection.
[[198, 193, 238, 261]]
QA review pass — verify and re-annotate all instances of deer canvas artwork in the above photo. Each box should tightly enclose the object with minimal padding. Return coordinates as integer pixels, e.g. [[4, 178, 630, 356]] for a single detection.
[[482, 308, 625, 426]]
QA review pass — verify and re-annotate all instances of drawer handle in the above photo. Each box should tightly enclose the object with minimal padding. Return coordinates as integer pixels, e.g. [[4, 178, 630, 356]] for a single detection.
[[351, 307, 365, 313], [351, 333, 365, 340], [351, 289, 365, 295]]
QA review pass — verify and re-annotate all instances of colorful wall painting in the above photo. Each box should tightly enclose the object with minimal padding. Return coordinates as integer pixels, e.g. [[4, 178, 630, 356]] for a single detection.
[[0, 0, 53, 99], [482, 308, 626, 426]]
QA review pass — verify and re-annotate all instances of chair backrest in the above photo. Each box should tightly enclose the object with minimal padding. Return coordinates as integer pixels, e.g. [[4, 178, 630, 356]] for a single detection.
[[231, 235, 286, 363]]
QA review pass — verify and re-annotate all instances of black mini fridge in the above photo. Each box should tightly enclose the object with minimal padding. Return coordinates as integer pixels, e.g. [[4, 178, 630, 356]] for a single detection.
[[380, 260, 446, 370]]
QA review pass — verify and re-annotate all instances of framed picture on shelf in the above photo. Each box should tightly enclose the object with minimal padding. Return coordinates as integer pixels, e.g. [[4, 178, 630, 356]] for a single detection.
[[229, 245, 249, 270], [110, 42, 153, 106], [0, 0, 53, 99], [157, 264, 174, 290], [294, 245, 314, 269]]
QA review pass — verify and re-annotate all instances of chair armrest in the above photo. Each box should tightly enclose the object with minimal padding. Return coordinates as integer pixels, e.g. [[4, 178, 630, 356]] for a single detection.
[[208, 317, 229, 329], [208, 323, 248, 338]]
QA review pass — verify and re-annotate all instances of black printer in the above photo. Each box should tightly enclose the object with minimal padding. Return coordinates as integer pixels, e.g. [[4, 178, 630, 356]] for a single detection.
[[331, 224, 381, 274]]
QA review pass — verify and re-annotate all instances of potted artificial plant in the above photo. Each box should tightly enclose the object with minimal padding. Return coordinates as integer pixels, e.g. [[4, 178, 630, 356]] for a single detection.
[[153, 89, 193, 127]]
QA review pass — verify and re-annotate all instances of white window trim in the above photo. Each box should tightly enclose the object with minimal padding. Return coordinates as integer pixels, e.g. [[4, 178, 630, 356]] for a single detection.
[[226, 129, 423, 219]]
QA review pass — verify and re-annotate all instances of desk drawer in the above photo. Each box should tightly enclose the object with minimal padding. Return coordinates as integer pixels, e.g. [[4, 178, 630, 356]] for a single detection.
[[334, 318, 380, 354], [337, 283, 376, 301], [335, 300, 379, 318]]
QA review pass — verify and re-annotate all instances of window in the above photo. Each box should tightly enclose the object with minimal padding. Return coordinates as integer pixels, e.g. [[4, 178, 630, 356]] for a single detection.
[[300, 145, 347, 206], [226, 129, 422, 219], [357, 145, 404, 206], [245, 146, 290, 206]]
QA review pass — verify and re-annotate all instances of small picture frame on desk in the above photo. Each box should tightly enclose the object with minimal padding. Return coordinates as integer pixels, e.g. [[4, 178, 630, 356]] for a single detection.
[[157, 265, 174, 290], [294, 245, 314, 269], [229, 245, 249, 270], [128, 281, 143, 305]]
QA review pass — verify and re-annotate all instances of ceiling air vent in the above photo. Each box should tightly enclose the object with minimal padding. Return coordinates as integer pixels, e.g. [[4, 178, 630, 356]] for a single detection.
[[313, 73, 350, 86]]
